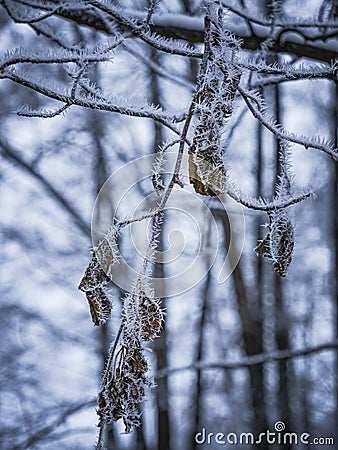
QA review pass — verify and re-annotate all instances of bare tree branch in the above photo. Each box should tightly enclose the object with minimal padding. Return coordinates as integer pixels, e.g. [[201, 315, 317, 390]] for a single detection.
[[47, 7, 338, 63], [156, 340, 338, 379], [238, 86, 338, 160], [0, 139, 90, 236], [2, 3, 335, 63], [10, 400, 96, 450]]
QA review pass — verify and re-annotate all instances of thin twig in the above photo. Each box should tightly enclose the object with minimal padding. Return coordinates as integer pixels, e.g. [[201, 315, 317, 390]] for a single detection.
[[226, 183, 313, 211], [156, 339, 338, 379], [0, 140, 90, 236], [87, 0, 202, 58], [239, 85, 338, 160], [222, 1, 338, 28]]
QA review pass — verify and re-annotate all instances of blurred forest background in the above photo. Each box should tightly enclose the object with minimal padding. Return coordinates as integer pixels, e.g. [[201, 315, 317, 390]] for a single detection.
[[1, 0, 338, 449]]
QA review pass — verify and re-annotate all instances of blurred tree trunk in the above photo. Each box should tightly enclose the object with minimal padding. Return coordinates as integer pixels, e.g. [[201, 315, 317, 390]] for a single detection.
[[191, 224, 213, 450], [333, 82, 338, 439], [136, 418, 147, 450], [180, 4, 200, 445], [273, 82, 292, 441], [255, 120, 264, 304], [153, 227, 170, 450], [216, 210, 267, 442], [259, 0, 293, 436], [150, 48, 170, 450], [91, 107, 118, 449], [229, 1, 271, 428]]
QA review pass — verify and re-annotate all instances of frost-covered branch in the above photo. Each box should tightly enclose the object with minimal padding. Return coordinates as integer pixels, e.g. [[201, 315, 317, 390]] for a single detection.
[[222, 1, 338, 29], [4, 1, 334, 63], [0, 47, 112, 72], [226, 181, 313, 212], [87, 0, 202, 58], [239, 86, 338, 160], [94, 80, 197, 446], [2, 0, 63, 24], [239, 59, 338, 83], [2, 69, 182, 133]]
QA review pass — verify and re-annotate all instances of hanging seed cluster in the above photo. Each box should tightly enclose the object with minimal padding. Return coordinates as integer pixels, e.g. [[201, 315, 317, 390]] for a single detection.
[[255, 210, 295, 277], [97, 339, 151, 433], [97, 290, 164, 432]]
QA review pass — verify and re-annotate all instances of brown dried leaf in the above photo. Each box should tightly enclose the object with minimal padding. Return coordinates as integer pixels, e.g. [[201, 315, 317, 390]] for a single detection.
[[272, 219, 294, 277], [139, 292, 164, 341], [255, 214, 294, 277], [95, 238, 114, 275], [86, 287, 111, 326], [188, 148, 226, 197], [254, 235, 272, 258], [78, 252, 110, 292]]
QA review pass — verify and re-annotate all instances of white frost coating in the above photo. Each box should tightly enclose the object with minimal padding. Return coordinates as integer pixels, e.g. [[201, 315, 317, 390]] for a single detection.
[[250, 23, 271, 39], [124, 9, 338, 56], [312, 38, 338, 53], [123, 10, 259, 38], [280, 31, 306, 46], [124, 10, 204, 31]]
